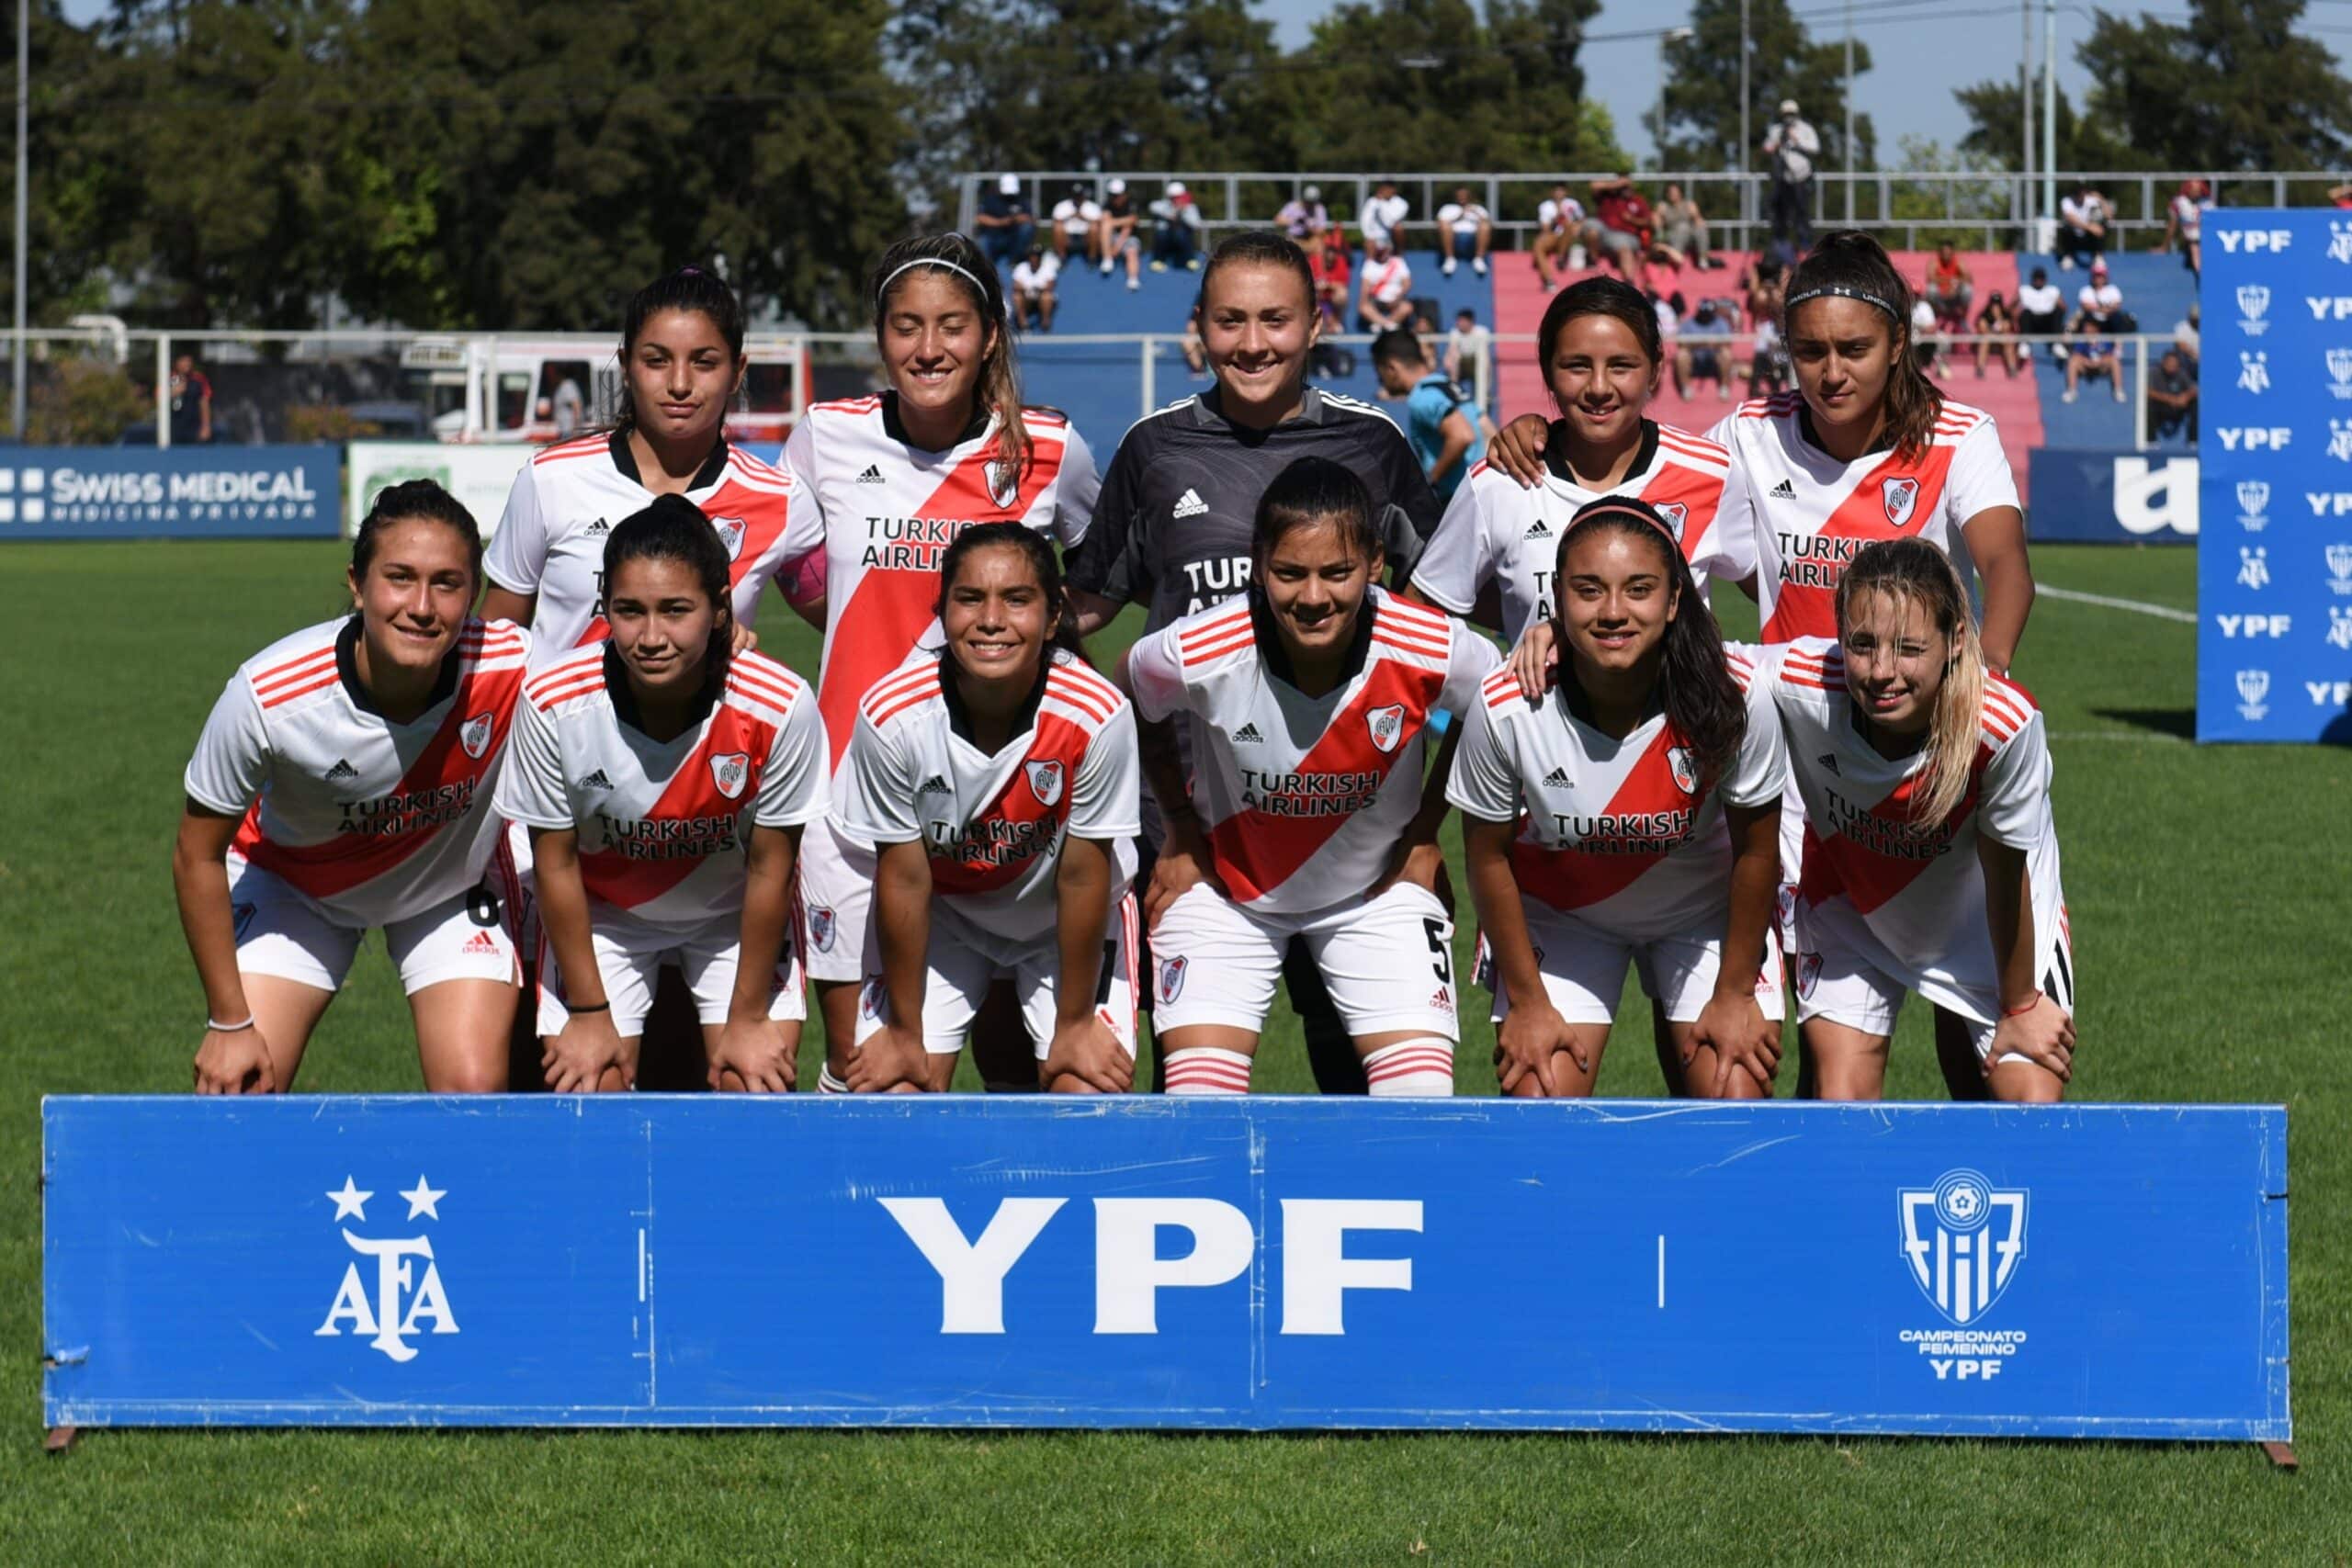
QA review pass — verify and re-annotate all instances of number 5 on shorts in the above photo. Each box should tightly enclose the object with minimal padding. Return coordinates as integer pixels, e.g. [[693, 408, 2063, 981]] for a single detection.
[[1423, 917, 1452, 986]]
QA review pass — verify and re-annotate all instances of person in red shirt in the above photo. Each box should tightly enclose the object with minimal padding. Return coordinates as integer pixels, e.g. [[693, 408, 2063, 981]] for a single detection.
[[1589, 175, 1655, 283]]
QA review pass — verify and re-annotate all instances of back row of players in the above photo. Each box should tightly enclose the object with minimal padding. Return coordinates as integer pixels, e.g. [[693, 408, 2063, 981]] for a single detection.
[[175, 228, 2075, 1103]]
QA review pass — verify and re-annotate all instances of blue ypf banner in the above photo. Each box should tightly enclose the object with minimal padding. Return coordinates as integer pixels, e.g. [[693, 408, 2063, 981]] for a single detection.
[[41, 1097, 2289, 1438]]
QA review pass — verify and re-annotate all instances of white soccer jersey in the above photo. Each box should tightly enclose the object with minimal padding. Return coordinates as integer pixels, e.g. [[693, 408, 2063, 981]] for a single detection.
[[1447, 644, 1786, 942], [495, 646, 829, 930], [1706, 395, 2018, 645], [1765, 639, 2066, 1013], [1126, 587, 1498, 916], [781, 394, 1101, 771], [833, 649, 1141, 942], [485, 432, 820, 667], [1411, 421, 1742, 643], [185, 616, 531, 928]]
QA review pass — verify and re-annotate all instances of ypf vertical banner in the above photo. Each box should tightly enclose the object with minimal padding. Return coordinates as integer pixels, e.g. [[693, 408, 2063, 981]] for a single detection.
[[2199, 211, 2352, 741]]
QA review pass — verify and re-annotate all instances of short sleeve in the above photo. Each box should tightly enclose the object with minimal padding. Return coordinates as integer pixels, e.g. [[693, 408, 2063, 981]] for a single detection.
[[1408, 478, 1503, 615], [1720, 659, 1790, 809], [1068, 705, 1143, 842], [183, 675, 270, 816], [753, 691, 831, 830], [483, 465, 550, 597], [1051, 424, 1102, 548], [1438, 621, 1503, 715], [1700, 427, 1761, 584], [1064, 428, 1148, 603], [780, 418, 825, 560], [1443, 694, 1523, 824], [492, 696, 574, 831], [833, 713, 922, 845], [1944, 419, 2020, 525], [1374, 424, 1445, 576], [1976, 708, 2052, 849], [1124, 623, 1192, 723]]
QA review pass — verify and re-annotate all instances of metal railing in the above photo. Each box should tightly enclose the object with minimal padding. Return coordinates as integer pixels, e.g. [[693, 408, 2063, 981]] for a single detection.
[[962, 169, 2344, 255]]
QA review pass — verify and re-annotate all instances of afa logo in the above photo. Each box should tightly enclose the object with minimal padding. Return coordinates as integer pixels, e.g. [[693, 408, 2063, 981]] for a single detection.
[[711, 517, 747, 561], [1024, 759, 1065, 807], [1667, 745, 1700, 795], [808, 905, 837, 952], [709, 751, 750, 800], [1157, 955, 1187, 1004], [315, 1175, 458, 1364], [1366, 704, 1408, 755], [2333, 220, 2352, 265], [458, 710, 493, 761], [1653, 501, 1689, 542], [1898, 1168, 2027, 1326], [1882, 477, 1919, 528]]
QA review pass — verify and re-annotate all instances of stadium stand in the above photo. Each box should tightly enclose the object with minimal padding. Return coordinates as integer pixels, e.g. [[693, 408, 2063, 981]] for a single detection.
[[2025, 250, 2199, 453]]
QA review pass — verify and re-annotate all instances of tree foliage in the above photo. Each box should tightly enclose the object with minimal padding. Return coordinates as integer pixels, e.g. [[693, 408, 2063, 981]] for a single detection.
[[1658, 0, 1873, 175]]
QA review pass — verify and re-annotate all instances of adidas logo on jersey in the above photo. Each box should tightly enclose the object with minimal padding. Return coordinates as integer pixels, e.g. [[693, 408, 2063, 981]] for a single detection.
[[1172, 488, 1209, 520], [1523, 519, 1553, 540], [1541, 766, 1572, 788], [1817, 753, 1840, 775], [918, 774, 952, 794], [324, 758, 359, 782], [1770, 479, 1797, 499], [857, 465, 885, 484], [459, 931, 503, 956], [583, 517, 609, 536], [1231, 723, 1263, 743], [580, 769, 614, 790]]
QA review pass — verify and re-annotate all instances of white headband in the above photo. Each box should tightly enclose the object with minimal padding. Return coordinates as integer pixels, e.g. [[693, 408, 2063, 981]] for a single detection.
[[878, 255, 989, 306]]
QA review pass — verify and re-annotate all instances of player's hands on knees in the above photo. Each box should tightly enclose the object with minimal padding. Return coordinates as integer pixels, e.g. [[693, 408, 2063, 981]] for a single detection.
[[1686, 993, 1782, 1098], [1989, 993, 2074, 1083], [194, 1026, 278, 1095], [1144, 818, 1225, 931], [847, 1022, 931, 1093], [544, 1012, 628, 1093], [1494, 998, 1581, 1096], [1043, 1015, 1134, 1094], [708, 1017, 797, 1093], [1487, 413, 1551, 489], [1509, 619, 1557, 702]]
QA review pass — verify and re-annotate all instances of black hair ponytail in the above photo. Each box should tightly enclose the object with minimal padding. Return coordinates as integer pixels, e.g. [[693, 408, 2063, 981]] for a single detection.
[[602, 493, 736, 670], [613, 265, 748, 438]]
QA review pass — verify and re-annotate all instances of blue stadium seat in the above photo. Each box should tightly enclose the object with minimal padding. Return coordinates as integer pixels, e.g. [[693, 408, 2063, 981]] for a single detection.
[[2019, 251, 2199, 453]]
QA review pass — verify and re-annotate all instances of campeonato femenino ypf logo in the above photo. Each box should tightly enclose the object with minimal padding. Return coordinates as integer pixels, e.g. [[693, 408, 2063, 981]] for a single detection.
[[1898, 1168, 2027, 1326]]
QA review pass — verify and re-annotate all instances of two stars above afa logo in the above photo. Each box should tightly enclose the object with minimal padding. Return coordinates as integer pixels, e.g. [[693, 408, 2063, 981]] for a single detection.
[[314, 1175, 459, 1364]]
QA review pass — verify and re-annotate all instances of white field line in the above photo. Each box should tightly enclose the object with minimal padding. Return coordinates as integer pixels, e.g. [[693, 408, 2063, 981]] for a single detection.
[[2037, 584, 2199, 625]]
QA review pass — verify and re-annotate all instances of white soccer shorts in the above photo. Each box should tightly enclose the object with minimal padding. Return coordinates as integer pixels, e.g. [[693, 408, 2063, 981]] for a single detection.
[[853, 893, 1142, 1060], [797, 815, 876, 986], [1148, 880, 1460, 1042], [1492, 901, 1787, 1027], [1790, 897, 2073, 1067], [227, 857, 521, 998], [536, 903, 806, 1039]]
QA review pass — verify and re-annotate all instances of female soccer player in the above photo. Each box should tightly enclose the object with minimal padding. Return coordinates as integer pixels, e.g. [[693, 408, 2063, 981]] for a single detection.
[[494, 497, 828, 1093], [175, 481, 529, 1093], [1125, 457, 1497, 1096], [1450, 497, 1787, 1099], [1768, 539, 2074, 1101], [834, 525, 1142, 1094], [1066, 228, 1443, 1095], [779, 232, 1101, 1091], [1408, 276, 1745, 648]]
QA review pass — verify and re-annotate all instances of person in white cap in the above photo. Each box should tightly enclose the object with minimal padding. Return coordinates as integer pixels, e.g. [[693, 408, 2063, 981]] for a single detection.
[[977, 173, 1035, 271], [1148, 179, 1204, 272], [1276, 184, 1329, 243], [1761, 98, 1819, 250], [1096, 177, 1143, 289]]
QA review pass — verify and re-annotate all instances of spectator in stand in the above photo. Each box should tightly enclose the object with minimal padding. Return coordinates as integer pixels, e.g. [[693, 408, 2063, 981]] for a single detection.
[[1356, 235, 1416, 333], [1762, 99, 1820, 250], [1925, 241, 1973, 329], [1308, 227, 1352, 335], [1679, 296, 1736, 402], [1360, 176, 1408, 253], [1911, 295, 1945, 380], [1436, 185, 1493, 277], [1445, 306, 1494, 414], [1276, 185, 1330, 243], [2057, 183, 2109, 270], [2064, 319, 2125, 403], [169, 352, 214, 445], [1531, 183, 1589, 291], [2074, 257, 2133, 333], [1097, 178, 1143, 290], [1371, 328, 1487, 503], [2332, 181, 2352, 209], [1741, 256, 1790, 395], [2016, 264, 2065, 344], [1651, 288, 1685, 395], [1972, 291, 2023, 378], [1653, 182, 1715, 270], [1011, 243, 1059, 333], [1148, 181, 1204, 273], [2147, 346, 2199, 442], [976, 175, 1035, 271], [2165, 178, 2212, 277], [2174, 302, 2200, 367], [1587, 174, 1653, 281], [1050, 185, 1103, 268]]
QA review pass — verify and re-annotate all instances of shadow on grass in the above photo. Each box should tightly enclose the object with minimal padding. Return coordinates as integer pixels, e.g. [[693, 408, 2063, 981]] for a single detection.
[[2091, 706, 2197, 739]]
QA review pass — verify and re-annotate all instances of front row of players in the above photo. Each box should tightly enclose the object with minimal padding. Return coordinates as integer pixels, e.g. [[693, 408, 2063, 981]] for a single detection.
[[176, 467, 2075, 1101]]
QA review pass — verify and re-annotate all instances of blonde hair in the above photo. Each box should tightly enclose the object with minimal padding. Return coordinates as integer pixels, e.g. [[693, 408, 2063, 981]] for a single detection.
[[1835, 539, 1984, 826]]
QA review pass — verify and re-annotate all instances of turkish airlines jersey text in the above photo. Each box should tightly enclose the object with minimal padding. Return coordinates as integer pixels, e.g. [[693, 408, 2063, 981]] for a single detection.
[[185, 616, 531, 929], [485, 432, 818, 667], [781, 394, 1100, 770], [495, 646, 829, 930], [1706, 395, 2018, 644], [1766, 639, 2069, 1022], [1411, 420, 1742, 643], [833, 649, 1142, 942], [1447, 644, 1787, 941], [1126, 587, 1498, 915]]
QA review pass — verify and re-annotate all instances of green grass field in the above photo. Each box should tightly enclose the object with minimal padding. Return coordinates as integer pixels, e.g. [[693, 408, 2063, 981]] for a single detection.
[[3, 541, 2346, 1561]]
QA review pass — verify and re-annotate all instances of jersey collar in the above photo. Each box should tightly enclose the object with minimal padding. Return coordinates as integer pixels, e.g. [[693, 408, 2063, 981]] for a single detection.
[[1544, 417, 1660, 487], [1194, 385, 1324, 434], [936, 645, 1052, 752], [881, 391, 991, 453], [608, 428, 731, 492], [1796, 403, 1896, 461], [602, 643, 720, 737], [335, 615, 462, 720], [1555, 661, 1667, 736], [1247, 581, 1375, 690]]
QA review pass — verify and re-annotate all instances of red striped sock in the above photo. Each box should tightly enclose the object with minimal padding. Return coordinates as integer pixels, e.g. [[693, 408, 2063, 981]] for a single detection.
[[1163, 1046, 1253, 1095]]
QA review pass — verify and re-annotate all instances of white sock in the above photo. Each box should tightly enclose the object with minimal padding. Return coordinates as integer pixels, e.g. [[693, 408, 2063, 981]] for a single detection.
[[1362, 1038, 1455, 1097], [1163, 1046, 1253, 1095], [818, 1066, 850, 1095]]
